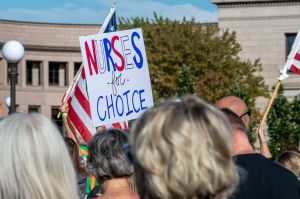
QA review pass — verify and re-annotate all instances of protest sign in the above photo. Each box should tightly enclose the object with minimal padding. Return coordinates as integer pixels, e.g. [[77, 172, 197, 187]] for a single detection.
[[79, 28, 154, 127]]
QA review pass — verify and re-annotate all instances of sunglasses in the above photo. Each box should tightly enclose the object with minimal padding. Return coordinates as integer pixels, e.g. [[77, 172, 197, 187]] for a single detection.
[[239, 109, 251, 118]]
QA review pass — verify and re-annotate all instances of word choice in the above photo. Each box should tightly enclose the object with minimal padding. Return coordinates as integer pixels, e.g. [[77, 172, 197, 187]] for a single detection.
[[97, 89, 147, 121]]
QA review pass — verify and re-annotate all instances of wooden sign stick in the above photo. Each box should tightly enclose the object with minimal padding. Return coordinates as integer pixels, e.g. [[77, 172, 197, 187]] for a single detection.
[[259, 80, 282, 126]]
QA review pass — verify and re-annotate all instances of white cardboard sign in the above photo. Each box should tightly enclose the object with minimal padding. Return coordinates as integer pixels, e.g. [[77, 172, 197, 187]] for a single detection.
[[79, 28, 154, 127]]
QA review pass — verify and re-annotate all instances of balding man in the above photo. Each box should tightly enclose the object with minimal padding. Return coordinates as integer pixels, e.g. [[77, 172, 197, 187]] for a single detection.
[[222, 109, 300, 199], [216, 96, 250, 129], [216, 96, 272, 158]]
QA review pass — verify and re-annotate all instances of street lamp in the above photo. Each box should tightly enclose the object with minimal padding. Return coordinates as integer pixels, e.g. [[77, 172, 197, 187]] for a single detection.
[[2, 40, 24, 114]]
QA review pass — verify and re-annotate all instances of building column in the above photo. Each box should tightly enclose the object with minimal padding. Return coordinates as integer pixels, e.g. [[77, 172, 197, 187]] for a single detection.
[[0, 58, 7, 86], [41, 105, 51, 118], [43, 60, 49, 89], [59, 63, 66, 87], [32, 62, 40, 87], [21, 59, 26, 88], [68, 61, 74, 86]]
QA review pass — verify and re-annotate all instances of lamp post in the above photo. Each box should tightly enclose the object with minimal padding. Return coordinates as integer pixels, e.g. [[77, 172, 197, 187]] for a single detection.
[[2, 41, 24, 114]]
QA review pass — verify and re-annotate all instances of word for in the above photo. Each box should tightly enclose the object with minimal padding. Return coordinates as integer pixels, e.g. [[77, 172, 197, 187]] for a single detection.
[[85, 31, 144, 76], [97, 89, 147, 121]]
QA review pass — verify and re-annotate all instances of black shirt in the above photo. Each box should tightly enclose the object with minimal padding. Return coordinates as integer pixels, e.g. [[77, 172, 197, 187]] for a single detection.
[[229, 153, 300, 199]]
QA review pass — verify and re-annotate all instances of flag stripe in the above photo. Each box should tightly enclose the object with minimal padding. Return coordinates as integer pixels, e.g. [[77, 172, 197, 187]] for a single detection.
[[70, 96, 95, 133], [68, 101, 93, 142], [74, 84, 91, 118], [112, 121, 128, 129], [290, 64, 300, 75], [77, 75, 88, 100], [66, 116, 80, 143], [82, 68, 86, 80], [294, 53, 300, 62]]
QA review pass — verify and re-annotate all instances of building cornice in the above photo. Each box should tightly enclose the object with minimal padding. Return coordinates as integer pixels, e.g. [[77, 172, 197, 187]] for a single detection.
[[212, 0, 300, 8], [0, 42, 80, 53], [220, 14, 300, 22], [0, 19, 101, 27]]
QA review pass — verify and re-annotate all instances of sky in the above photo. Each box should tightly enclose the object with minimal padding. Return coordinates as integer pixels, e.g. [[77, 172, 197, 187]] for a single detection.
[[0, 0, 218, 24]]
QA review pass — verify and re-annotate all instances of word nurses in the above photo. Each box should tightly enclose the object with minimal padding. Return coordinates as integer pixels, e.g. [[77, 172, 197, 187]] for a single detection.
[[84, 31, 144, 77]]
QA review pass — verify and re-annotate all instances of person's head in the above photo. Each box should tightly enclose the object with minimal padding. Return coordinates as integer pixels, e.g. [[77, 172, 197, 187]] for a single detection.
[[87, 129, 133, 184], [130, 95, 239, 199], [221, 108, 254, 155], [276, 151, 300, 177], [0, 113, 78, 199], [64, 137, 85, 173], [215, 96, 250, 129]]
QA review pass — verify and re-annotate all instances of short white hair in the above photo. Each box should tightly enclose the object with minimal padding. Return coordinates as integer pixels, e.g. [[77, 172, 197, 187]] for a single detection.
[[0, 113, 78, 199]]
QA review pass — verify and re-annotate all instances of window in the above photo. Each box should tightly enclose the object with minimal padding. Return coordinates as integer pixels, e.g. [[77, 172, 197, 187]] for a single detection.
[[26, 61, 41, 86], [286, 33, 297, 57], [51, 106, 63, 133], [49, 62, 67, 86], [74, 62, 81, 77], [28, 105, 40, 113]]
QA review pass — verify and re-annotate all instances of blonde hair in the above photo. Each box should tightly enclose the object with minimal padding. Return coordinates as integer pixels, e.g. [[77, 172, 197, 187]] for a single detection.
[[0, 113, 78, 199], [276, 151, 300, 177], [130, 95, 239, 199]]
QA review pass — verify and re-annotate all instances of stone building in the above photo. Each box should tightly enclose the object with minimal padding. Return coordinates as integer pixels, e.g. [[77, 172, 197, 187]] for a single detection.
[[213, 0, 300, 108], [0, 20, 100, 128]]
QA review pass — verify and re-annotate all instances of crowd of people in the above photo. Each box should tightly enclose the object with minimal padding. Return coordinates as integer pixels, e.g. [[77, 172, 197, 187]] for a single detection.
[[0, 95, 300, 199]]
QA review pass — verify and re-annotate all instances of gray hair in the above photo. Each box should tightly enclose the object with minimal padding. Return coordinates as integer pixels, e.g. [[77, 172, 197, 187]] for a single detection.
[[87, 129, 133, 183], [131, 95, 239, 199], [0, 113, 78, 199]]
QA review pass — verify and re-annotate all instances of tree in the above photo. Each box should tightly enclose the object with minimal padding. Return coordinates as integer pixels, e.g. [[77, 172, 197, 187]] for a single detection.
[[118, 14, 268, 104], [267, 89, 300, 157]]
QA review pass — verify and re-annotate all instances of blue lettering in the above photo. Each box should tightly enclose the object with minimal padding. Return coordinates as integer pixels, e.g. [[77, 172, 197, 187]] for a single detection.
[[103, 38, 116, 72], [116, 95, 124, 116], [97, 96, 106, 121], [132, 90, 140, 113], [131, 32, 143, 69], [123, 90, 133, 116], [106, 94, 115, 119], [139, 89, 147, 110]]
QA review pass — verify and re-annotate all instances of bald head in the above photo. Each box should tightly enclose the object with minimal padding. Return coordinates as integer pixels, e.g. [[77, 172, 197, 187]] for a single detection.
[[216, 96, 250, 128]]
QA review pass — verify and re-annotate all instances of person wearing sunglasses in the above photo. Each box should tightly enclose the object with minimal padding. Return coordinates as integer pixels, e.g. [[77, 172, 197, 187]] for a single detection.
[[216, 96, 272, 158]]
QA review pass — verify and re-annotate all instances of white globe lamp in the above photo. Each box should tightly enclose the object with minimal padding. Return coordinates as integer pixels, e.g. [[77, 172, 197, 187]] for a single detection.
[[2, 40, 24, 113], [2, 40, 24, 63]]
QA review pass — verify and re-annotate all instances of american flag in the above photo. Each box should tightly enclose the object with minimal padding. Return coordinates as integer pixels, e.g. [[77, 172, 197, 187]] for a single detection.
[[279, 29, 300, 81], [289, 46, 300, 75], [62, 5, 128, 144]]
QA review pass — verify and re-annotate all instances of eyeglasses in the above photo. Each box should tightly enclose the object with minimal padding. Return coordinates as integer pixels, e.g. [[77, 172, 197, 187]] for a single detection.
[[239, 109, 251, 118]]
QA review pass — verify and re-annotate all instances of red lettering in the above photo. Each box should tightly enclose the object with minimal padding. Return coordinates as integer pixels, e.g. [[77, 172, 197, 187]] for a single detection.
[[85, 40, 98, 76], [112, 36, 125, 72]]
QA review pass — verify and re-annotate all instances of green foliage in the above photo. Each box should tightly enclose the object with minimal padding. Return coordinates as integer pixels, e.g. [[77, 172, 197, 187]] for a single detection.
[[118, 13, 268, 105], [177, 64, 194, 96], [267, 90, 300, 157]]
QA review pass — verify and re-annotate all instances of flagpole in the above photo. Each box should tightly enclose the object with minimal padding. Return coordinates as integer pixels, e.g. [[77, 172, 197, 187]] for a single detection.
[[259, 80, 281, 126], [58, 3, 117, 119]]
